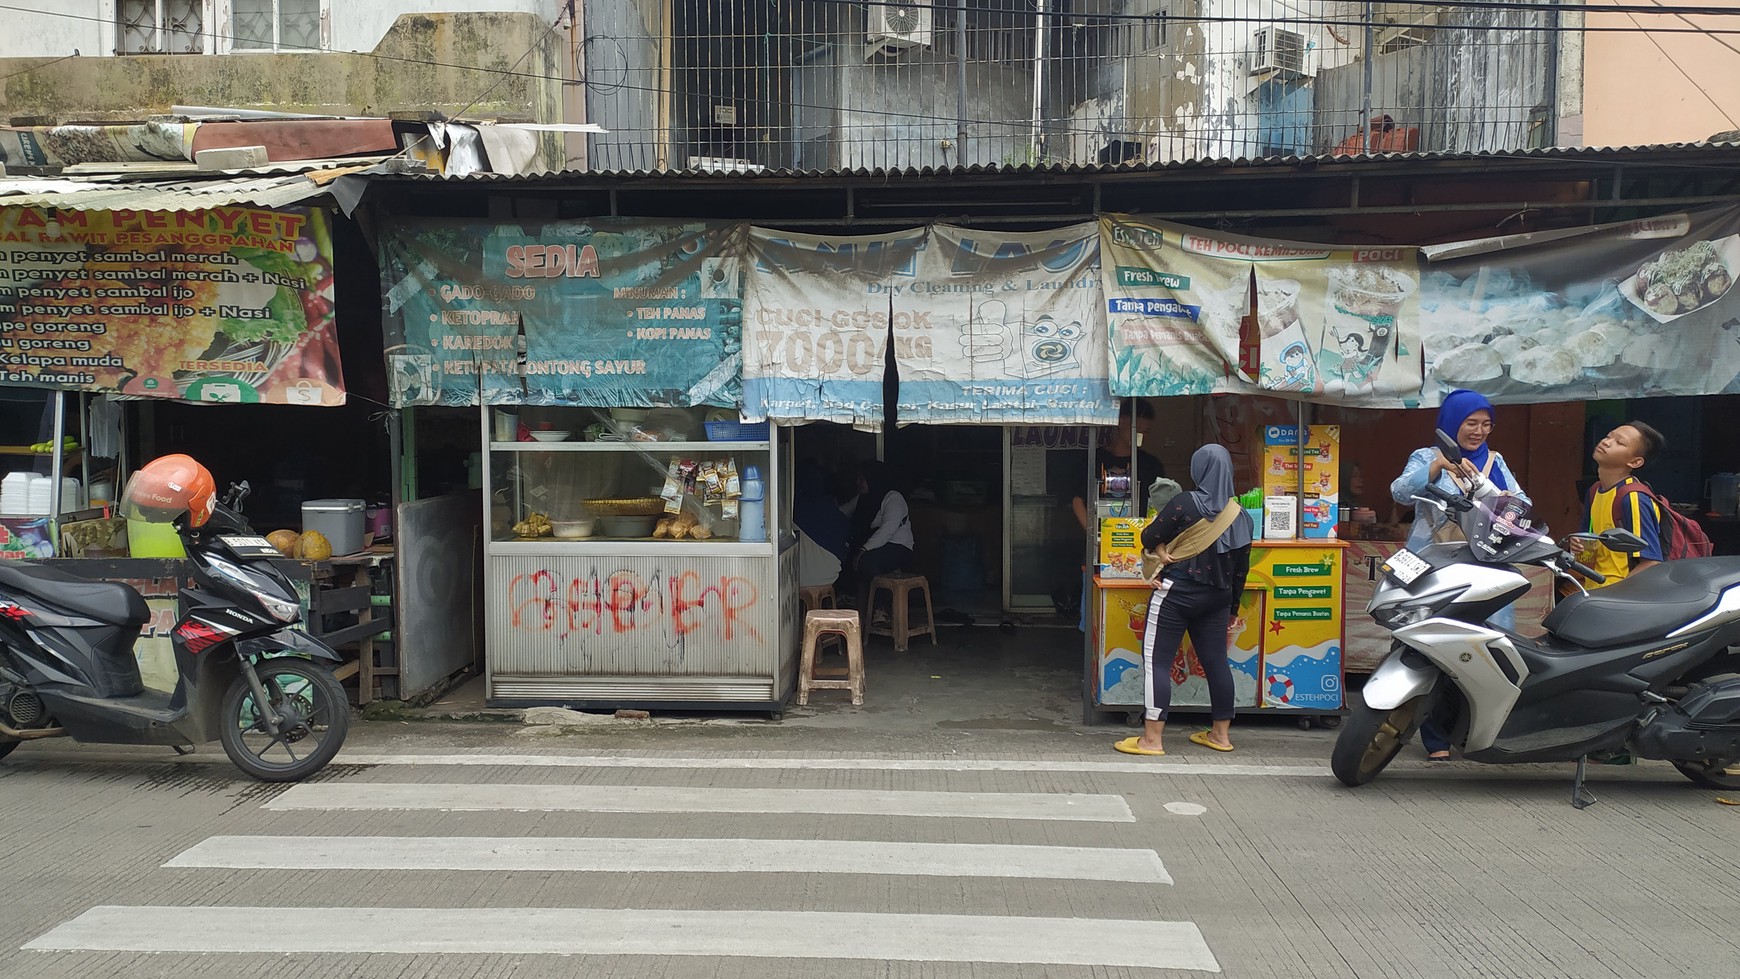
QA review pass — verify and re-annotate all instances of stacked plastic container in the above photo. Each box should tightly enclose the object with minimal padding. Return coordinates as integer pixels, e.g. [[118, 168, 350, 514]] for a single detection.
[[0, 472, 83, 515]]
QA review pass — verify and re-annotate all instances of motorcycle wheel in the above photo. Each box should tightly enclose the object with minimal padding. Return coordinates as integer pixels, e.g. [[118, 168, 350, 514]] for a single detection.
[[218, 657, 350, 783], [1671, 760, 1740, 790], [1331, 697, 1423, 787]]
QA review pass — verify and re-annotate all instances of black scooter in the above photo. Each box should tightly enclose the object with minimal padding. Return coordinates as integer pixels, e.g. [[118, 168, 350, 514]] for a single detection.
[[0, 482, 349, 781]]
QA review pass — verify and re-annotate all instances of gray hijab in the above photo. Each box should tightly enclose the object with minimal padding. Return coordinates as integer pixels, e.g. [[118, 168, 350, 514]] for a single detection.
[[1189, 444, 1252, 553]]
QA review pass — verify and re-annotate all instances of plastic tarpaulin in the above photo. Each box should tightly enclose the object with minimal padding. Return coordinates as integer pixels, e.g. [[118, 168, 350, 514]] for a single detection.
[[1419, 206, 1740, 403], [378, 218, 743, 408], [0, 205, 343, 404], [896, 224, 1116, 425], [1100, 215, 1425, 406]]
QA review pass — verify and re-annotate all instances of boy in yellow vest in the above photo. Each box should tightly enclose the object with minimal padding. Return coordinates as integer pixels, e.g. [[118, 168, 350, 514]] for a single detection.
[[1572, 421, 1666, 589]]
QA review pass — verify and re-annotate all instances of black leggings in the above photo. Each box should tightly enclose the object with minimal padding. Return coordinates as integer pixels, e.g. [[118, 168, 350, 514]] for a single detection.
[[1141, 578, 1238, 723]]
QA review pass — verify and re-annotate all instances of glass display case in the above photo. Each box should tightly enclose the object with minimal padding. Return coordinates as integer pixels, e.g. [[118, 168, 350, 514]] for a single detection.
[[480, 405, 799, 714]]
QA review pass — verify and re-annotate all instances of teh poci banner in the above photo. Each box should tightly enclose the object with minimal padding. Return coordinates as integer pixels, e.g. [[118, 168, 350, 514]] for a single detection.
[[0, 206, 343, 404]]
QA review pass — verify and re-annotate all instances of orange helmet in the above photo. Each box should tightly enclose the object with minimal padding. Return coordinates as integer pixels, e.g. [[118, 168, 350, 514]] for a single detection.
[[123, 454, 216, 527]]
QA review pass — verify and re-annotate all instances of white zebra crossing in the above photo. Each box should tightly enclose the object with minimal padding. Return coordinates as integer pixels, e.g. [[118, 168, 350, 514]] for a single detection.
[[264, 781, 1138, 821], [25, 906, 1220, 969], [167, 834, 1173, 883], [25, 758, 1222, 972]]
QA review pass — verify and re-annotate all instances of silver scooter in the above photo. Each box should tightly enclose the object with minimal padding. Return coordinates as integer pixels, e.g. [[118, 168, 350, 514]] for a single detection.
[[1334, 431, 1740, 807]]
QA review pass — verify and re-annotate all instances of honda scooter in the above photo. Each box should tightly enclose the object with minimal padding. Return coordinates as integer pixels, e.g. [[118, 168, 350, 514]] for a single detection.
[[0, 455, 349, 782], [1333, 431, 1740, 806]]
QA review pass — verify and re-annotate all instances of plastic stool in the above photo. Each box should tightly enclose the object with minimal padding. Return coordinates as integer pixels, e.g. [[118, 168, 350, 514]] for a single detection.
[[798, 583, 837, 614], [867, 572, 938, 653], [797, 609, 864, 706]]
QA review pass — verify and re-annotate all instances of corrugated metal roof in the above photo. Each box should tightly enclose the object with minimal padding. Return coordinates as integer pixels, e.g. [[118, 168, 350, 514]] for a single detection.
[[0, 162, 377, 211], [355, 141, 1740, 185]]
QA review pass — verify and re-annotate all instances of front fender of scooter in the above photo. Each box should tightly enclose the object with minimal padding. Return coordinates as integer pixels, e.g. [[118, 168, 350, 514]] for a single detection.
[[1363, 644, 1443, 710]]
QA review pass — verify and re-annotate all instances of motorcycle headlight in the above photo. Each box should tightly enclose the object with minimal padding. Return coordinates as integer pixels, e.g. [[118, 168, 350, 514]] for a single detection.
[[1372, 587, 1462, 631], [204, 556, 302, 623], [257, 593, 302, 623]]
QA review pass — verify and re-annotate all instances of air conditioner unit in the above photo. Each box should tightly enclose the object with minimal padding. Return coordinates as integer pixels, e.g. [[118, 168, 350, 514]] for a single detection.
[[1251, 26, 1309, 75], [867, 1, 933, 58]]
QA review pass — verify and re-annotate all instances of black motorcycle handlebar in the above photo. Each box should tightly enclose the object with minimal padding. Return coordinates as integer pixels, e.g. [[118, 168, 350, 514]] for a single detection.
[[1567, 559, 1605, 585]]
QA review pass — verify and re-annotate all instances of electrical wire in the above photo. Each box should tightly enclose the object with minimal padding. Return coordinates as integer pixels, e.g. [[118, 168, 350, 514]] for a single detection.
[[0, 51, 77, 83], [1617, 4, 1739, 128]]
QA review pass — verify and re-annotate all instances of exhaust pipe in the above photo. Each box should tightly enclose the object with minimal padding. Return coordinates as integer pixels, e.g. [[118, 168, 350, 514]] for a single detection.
[[0, 719, 65, 740]]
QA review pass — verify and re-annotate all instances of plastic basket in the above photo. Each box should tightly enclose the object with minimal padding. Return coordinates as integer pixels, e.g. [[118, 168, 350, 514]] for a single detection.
[[704, 420, 771, 442]]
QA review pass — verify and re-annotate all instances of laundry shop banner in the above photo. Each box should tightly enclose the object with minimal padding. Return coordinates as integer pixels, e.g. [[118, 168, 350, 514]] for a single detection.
[[379, 219, 743, 408], [741, 227, 926, 429], [1100, 216, 1425, 406], [895, 224, 1116, 425], [1419, 206, 1740, 404], [0, 205, 343, 404]]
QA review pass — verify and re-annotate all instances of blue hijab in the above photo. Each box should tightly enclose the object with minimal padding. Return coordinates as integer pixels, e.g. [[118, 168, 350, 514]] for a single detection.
[[1436, 389, 1507, 490]]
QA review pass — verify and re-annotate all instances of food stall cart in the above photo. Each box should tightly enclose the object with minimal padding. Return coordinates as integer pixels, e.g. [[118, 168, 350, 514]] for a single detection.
[[1086, 420, 1347, 726], [480, 405, 799, 712]]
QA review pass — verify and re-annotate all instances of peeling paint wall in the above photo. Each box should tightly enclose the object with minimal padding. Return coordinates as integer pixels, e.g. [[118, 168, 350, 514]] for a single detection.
[[0, 12, 565, 134]]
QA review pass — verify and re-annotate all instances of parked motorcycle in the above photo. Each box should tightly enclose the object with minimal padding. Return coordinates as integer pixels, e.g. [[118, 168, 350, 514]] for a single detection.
[[0, 454, 349, 781], [1334, 431, 1740, 806]]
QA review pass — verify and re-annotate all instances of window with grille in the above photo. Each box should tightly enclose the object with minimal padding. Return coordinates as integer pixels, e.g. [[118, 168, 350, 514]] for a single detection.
[[232, 0, 323, 52], [117, 0, 205, 55]]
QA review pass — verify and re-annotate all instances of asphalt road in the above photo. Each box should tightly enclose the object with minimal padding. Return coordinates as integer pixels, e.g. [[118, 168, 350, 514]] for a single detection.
[[3, 719, 1737, 978]]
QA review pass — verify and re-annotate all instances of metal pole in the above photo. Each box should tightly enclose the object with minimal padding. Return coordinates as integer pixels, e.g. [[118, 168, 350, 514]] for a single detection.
[[956, 0, 968, 160], [49, 393, 65, 542], [1543, 4, 1561, 147], [1030, 0, 1047, 161], [1361, 2, 1375, 151]]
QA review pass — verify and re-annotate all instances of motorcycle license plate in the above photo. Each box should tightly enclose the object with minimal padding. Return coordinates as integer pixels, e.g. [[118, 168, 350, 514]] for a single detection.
[[219, 535, 280, 558], [1381, 549, 1430, 586]]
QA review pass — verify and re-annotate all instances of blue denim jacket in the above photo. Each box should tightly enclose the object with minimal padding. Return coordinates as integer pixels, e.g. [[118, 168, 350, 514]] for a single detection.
[[1391, 446, 1529, 551]]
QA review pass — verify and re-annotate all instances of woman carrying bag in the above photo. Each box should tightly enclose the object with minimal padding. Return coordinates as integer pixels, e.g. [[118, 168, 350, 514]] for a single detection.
[[1114, 444, 1253, 757]]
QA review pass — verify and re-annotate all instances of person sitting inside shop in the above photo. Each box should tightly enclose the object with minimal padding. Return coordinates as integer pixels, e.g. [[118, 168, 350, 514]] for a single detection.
[[848, 461, 914, 622]]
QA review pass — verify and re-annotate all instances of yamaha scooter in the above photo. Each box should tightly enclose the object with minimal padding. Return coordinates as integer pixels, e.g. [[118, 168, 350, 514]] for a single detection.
[[1334, 431, 1740, 806], [0, 480, 349, 781]]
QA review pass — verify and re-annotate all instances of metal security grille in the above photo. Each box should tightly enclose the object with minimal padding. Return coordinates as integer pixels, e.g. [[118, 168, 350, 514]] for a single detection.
[[116, 0, 205, 55], [581, 0, 1562, 172]]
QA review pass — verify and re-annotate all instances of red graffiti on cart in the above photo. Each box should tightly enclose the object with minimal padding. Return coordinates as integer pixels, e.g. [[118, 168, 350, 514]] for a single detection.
[[507, 567, 761, 643]]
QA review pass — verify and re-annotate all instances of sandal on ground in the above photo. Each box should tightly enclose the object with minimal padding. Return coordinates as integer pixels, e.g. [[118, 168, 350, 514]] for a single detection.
[[1188, 730, 1234, 753], [1113, 736, 1165, 756], [1426, 751, 1453, 762]]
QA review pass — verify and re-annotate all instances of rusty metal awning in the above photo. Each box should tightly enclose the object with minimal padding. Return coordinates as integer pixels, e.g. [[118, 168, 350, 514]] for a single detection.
[[0, 161, 378, 212]]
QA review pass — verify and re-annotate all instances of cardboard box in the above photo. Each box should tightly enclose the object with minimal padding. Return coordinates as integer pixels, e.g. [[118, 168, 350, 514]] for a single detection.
[[1098, 516, 1150, 579], [59, 516, 129, 559]]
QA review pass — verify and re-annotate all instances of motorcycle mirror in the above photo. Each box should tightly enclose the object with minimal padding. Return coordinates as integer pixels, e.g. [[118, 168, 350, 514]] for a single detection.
[[1435, 428, 1463, 465], [1598, 528, 1648, 554]]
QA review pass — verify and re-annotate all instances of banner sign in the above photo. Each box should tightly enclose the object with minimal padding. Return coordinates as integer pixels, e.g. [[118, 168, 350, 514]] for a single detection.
[[379, 219, 743, 407], [0, 206, 343, 404], [895, 224, 1115, 424], [740, 227, 926, 429], [1419, 206, 1740, 403], [1100, 216, 1425, 405]]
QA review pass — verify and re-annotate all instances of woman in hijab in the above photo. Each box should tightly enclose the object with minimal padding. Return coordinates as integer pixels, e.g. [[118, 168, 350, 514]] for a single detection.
[[1115, 444, 1253, 757], [1390, 388, 1530, 760], [793, 462, 850, 564], [848, 460, 914, 618]]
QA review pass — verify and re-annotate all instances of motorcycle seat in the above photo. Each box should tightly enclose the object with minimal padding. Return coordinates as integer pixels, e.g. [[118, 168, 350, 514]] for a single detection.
[[1544, 558, 1740, 648], [0, 562, 150, 626]]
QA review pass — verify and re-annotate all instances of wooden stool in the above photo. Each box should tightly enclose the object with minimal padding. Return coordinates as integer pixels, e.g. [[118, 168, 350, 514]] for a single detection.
[[797, 609, 864, 706], [798, 583, 836, 614], [867, 572, 938, 653]]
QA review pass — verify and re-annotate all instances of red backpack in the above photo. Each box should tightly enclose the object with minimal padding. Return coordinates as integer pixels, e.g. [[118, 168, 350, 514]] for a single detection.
[[1589, 479, 1714, 560]]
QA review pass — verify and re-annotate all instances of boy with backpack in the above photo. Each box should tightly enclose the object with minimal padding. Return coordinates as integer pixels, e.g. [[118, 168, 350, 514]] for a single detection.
[[1570, 420, 1712, 590]]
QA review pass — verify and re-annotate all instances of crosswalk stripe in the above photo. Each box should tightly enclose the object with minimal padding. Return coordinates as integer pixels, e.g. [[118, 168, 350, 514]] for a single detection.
[[330, 751, 1326, 777], [265, 783, 1137, 822], [165, 835, 1172, 883], [23, 906, 1221, 970]]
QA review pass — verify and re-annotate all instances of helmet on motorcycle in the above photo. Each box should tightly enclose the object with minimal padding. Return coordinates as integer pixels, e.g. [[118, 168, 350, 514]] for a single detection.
[[122, 454, 217, 527]]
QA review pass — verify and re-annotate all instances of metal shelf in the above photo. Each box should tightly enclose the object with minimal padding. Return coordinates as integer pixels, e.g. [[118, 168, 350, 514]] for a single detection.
[[486, 540, 777, 557]]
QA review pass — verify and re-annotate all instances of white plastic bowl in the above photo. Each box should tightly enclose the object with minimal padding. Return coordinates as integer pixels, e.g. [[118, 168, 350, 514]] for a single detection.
[[527, 430, 572, 442], [551, 519, 596, 539]]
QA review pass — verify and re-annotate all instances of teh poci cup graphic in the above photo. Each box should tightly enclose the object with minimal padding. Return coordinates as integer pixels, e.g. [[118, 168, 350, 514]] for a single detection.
[[1325, 265, 1416, 373]]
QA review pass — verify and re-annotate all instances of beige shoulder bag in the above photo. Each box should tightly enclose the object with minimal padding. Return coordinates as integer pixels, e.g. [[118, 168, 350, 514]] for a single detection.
[[1142, 499, 1243, 582]]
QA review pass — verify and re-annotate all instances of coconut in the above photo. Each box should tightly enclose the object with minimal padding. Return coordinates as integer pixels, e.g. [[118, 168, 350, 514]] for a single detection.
[[295, 530, 333, 561]]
